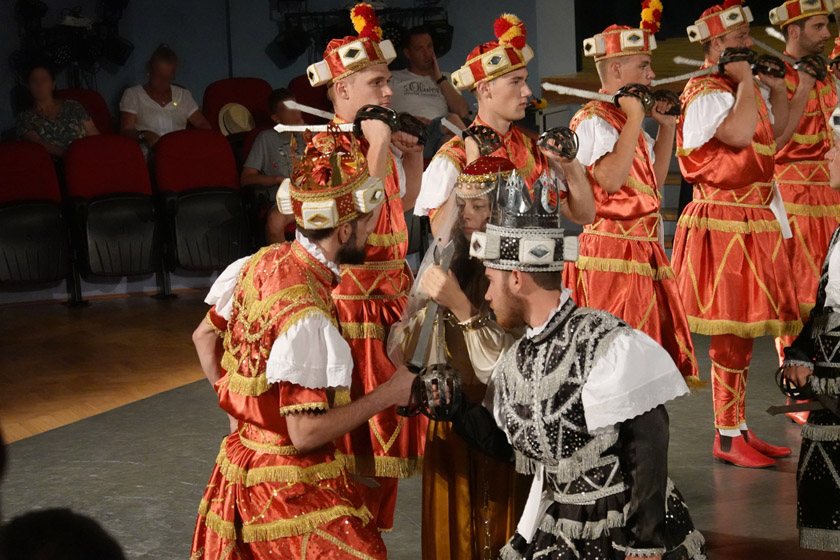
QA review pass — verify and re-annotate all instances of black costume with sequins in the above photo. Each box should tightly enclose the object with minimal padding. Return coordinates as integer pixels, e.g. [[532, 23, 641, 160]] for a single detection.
[[784, 226, 840, 553], [453, 296, 705, 560]]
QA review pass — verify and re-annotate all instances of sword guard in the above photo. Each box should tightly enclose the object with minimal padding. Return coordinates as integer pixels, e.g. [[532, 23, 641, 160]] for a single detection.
[[718, 47, 756, 74], [651, 89, 681, 116], [775, 366, 815, 400], [794, 54, 828, 82], [353, 105, 400, 138], [463, 125, 504, 156], [752, 54, 786, 79], [397, 112, 428, 146], [397, 364, 463, 421], [537, 126, 579, 160], [614, 83, 655, 112]]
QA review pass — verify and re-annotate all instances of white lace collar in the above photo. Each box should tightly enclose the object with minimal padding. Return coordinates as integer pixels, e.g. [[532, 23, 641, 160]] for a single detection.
[[526, 289, 574, 339], [295, 230, 343, 279]]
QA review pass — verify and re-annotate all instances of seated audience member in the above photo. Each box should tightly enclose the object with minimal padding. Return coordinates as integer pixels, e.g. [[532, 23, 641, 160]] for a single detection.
[[241, 88, 306, 244], [0, 509, 126, 560], [390, 26, 469, 158], [16, 63, 99, 157], [119, 44, 210, 154]]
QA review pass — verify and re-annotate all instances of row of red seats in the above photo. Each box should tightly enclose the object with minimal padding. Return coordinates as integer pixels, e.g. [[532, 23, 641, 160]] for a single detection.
[[0, 130, 274, 303], [54, 75, 331, 137]]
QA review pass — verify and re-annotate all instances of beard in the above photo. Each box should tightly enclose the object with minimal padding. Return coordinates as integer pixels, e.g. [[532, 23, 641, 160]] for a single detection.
[[336, 230, 368, 265], [492, 279, 527, 330]]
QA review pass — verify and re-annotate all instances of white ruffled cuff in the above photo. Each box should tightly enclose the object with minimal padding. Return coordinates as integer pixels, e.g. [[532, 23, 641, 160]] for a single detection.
[[204, 255, 251, 321]]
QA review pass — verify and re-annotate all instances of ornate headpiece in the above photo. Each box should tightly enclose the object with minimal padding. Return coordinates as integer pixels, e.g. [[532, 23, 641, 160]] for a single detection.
[[451, 13, 535, 91], [469, 170, 578, 272], [455, 156, 515, 200], [769, 0, 833, 28], [583, 1, 662, 61], [306, 3, 397, 87], [687, 0, 754, 43], [276, 127, 385, 230]]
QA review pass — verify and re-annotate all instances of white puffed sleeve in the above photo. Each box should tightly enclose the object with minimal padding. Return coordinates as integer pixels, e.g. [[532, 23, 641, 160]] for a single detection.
[[575, 116, 620, 167], [391, 145, 407, 198], [266, 313, 353, 389], [204, 255, 251, 320], [415, 155, 461, 216], [758, 83, 775, 125], [461, 319, 516, 383], [582, 329, 689, 432], [682, 91, 736, 150]]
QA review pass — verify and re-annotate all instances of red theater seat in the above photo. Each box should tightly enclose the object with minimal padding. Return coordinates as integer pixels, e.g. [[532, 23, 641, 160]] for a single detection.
[[155, 129, 247, 270], [203, 77, 273, 131], [55, 88, 114, 134], [0, 142, 70, 287]]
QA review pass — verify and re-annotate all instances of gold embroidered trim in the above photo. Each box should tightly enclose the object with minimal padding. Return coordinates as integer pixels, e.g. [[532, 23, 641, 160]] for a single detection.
[[341, 322, 386, 340], [189, 547, 205, 560], [311, 528, 381, 560], [574, 256, 675, 281], [205, 311, 224, 337], [585, 229, 657, 242], [215, 445, 345, 486], [342, 454, 423, 478], [199, 502, 373, 542], [625, 176, 657, 198], [783, 202, 840, 218], [676, 215, 782, 234], [278, 402, 329, 416], [332, 389, 352, 407], [686, 317, 802, 338], [791, 131, 829, 145], [690, 199, 770, 210], [341, 259, 406, 271], [366, 230, 408, 248], [751, 141, 776, 156], [238, 433, 298, 455]]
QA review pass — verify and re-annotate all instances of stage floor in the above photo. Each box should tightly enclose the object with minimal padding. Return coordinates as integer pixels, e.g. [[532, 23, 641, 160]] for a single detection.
[[0, 292, 836, 559]]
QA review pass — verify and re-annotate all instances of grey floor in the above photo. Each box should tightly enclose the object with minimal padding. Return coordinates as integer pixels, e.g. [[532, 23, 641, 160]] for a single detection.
[[2, 336, 837, 559]]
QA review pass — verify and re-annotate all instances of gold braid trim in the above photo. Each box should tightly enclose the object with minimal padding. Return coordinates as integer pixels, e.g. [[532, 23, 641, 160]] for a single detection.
[[310, 528, 381, 559], [751, 141, 776, 156], [205, 311, 224, 337], [341, 322, 386, 340], [625, 176, 657, 198], [189, 547, 205, 560], [238, 433, 298, 455], [687, 317, 802, 338], [342, 455, 423, 478], [574, 256, 675, 281], [783, 202, 840, 218], [791, 131, 830, 145], [215, 446, 345, 487], [199, 503, 373, 542], [278, 402, 329, 416], [676, 215, 782, 234], [366, 230, 408, 248]]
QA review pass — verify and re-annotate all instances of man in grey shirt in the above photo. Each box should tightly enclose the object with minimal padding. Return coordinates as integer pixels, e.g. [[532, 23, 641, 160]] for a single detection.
[[241, 88, 305, 243]]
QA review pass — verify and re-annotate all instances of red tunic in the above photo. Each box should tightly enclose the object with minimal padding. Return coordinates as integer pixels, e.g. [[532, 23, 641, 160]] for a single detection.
[[565, 101, 699, 383], [311, 125, 427, 483], [673, 72, 801, 338], [191, 242, 386, 559], [774, 60, 840, 319]]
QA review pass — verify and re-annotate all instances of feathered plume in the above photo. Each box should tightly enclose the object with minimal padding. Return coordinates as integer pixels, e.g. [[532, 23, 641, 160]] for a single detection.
[[640, 0, 663, 34], [493, 13, 527, 50], [350, 3, 383, 42]]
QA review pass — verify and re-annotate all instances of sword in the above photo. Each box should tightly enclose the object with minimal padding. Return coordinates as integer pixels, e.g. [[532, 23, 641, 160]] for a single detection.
[[542, 82, 613, 104], [767, 395, 840, 418], [765, 26, 786, 43], [752, 37, 796, 65], [284, 100, 335, 121], [674, 56, 706, 67], [651, 67, 714, 87], [274, 122, 354, 133]]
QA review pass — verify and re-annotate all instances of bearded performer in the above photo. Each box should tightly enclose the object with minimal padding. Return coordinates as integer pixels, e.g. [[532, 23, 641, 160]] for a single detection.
[[443, 171, 704, 560], [304, 3, 426, 531], [672, 0, 801, 468], [389, 156, 530, 560], [414, 13, 595, 231], [564, 1, 700, 387], [189, 132, 416, 558], [769, 0, 839, 425]]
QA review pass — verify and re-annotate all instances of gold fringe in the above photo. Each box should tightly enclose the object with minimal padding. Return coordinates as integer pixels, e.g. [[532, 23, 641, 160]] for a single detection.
[[687, 316, 802, 338], [332, 389, 352, 407], [366, 230, 408, 248], [215, 446, 345, 487], [574, 256, 675, 281], [342, 454, 423, 478], [685, 376, 709, 392], [224, 368, 270, 398], [238, 433, 298, 455], [783, 202, 840, 218], [278, 402, 329, 416], [624, 176, 657, 197], [676, 215, 782, 234], [341, 322, 386, 340]]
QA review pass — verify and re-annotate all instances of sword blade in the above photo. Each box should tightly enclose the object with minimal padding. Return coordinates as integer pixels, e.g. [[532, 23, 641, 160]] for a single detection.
[[766, 401, 825, 415], [541, 82, 613, 103], [284, 100, 335, 120], [651, 67, 715, 87], [408, 241, 457, 370], [752, 37, 796, 65], [274, 123, 354, 133], [674, 56, 706, 67]]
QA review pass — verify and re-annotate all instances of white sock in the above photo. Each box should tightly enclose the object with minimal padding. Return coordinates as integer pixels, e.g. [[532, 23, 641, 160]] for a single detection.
[[739, 422, 748, 431], [719, 428, 740, 437]]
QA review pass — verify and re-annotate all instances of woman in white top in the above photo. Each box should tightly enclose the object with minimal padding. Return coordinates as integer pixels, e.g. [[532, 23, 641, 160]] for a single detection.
[[119, 44, 210, 152]]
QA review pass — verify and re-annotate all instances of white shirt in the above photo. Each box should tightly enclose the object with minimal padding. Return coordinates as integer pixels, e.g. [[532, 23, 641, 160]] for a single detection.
[[389, 69, 450, 121], [204, 234, 352, 389], [119, 85, 200, 137], [574, 116, 656, 167], [682, 81, 773, 151]]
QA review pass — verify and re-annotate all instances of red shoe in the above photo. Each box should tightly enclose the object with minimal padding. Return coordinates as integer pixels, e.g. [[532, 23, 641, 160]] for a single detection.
[[785, 398, 810, 425], [742, 429, 791, 458], [713, 433, 776, 468]]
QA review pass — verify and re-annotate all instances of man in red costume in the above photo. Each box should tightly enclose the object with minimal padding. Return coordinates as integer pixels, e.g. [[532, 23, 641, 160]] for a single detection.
[[415, 13, 595, 230], [189, 134, 415, 558], [673, 0, 801, 467], [304, 2, 425, 531], [564, 0, 701, 387], [768, 0, 838, 424]]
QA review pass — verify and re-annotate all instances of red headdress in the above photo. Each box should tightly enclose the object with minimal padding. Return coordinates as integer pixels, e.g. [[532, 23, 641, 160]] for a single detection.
[[769, 0, 832, 28], [687, 0, 754, 43], [306, 3, 396, 87], [583, 1, 662, 62], [451, 14, 534, 91]]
